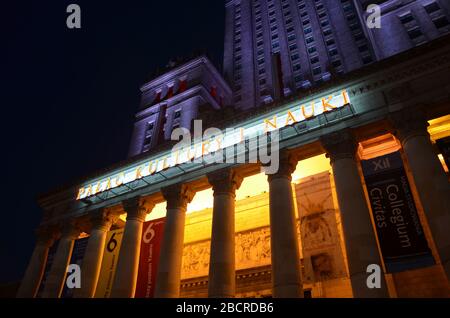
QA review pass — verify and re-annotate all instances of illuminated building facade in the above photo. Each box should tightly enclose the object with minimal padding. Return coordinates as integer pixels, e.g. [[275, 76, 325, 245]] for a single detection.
[[17, 1, 450, 299], [224, 0, 377, 110], [360, 0, 450, 59], [224, 0, 450, 110]]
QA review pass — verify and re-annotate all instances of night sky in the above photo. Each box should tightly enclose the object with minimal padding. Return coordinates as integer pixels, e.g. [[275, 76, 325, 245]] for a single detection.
[[2, 1, 225, 285]]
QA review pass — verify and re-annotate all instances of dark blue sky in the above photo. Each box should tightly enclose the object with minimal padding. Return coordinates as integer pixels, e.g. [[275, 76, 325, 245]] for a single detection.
[[1, 1, 225, 284]]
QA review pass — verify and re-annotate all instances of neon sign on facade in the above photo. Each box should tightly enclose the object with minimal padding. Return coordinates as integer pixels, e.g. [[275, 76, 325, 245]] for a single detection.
[[76, 89, 351, 200]]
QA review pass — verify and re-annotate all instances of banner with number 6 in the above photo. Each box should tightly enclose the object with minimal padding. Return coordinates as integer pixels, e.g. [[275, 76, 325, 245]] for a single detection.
[[94, 228, 124, 298], [135, 218, 165, 298]]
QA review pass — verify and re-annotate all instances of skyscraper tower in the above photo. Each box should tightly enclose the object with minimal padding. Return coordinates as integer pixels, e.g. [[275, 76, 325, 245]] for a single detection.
[[223, 0, 450, 110], [357, 0, 450, 60], [223, 0, 376, 110]]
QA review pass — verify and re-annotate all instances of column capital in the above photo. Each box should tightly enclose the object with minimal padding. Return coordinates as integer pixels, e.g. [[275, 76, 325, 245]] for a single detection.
[[321, 129, 358, 164], [60, 221, 82, 240], [89, 209, 117, 233], [389, 108, 429, 145], [162, 184, 195, 210], [208, 169, 243, 197], [35, 226, 59, 247], [267, 151, 298, 182], [122, 197, 153, 222]]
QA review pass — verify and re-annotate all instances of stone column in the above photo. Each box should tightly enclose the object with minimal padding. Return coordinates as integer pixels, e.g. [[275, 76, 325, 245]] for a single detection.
[[42, 222, 81, 298], [391, 109, 450, 281], [74, 209, 115, 298], [321, 130, 389, 298], [267, 151, 303, 298], [154, 184, 195, 298], [17, 226, 58, 298], [110, 197, 152, 298], [207, 169, 243, 298]]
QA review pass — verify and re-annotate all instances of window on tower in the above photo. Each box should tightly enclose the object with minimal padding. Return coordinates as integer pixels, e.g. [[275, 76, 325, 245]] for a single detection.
[[313, 66, 322, 75], [311, 56, 319, 64], [354, 32, 365, 42], [332, 59, 342, 68], [407, 27, 423, 40], [143, 135, 152, 147], [358, 44, 369, 53], [433, 16, 450, 29], [323, 29, 332, 36], [146, 122, 154, 133], [329, 48, 338, 56], [424, 2, 440, 14], [399, 13, 414, 24]]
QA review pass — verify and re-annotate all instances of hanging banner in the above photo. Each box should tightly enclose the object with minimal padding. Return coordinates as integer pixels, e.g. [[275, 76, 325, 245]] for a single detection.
[[436, 137, 450, 170], [36, 240, 59, 298], [135, 218, 165, 298], [361, 151, 435, 273], [94, 228, 124, 298], [61, 237, 89, 298]]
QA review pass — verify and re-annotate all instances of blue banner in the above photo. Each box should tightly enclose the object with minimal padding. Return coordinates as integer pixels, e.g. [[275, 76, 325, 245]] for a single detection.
[[361, 151, 435, 273]]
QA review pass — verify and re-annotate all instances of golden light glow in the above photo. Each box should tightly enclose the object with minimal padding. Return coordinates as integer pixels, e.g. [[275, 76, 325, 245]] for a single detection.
[[428, 115, 450, 141], [292, 154, 331, 183], [187, 189, 214, 213], [146, 202, 167, 221], [439, 154, 449, 173], [78, 232, 89, 239], [358, 134, 401, 160], [118, 203, 168, 223], [117, 155, 332, 226], [236, 173, 269, 200]]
